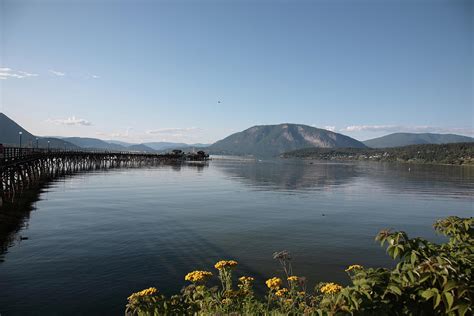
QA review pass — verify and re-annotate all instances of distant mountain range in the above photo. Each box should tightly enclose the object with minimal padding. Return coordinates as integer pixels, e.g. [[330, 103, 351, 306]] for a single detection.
[[143, 142, 209, 151], [0, 113, 79, 149], [1, 113, 472, 156], [0, 113, 209, 153], [208, 123, 367, 157], [104, 141, 209, 151], [62, 137, 132, 151], [363, 133, 474, 148]]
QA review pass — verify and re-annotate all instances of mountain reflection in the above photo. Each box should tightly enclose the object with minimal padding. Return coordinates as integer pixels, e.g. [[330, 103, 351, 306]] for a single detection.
[[212, 159, 360, 191], [356, 163, 474, 198], [213, 159, 474, 197]]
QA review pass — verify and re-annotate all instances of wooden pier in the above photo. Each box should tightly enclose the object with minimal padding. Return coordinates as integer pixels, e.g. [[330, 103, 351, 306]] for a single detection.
[[0, 146, 209, 205]]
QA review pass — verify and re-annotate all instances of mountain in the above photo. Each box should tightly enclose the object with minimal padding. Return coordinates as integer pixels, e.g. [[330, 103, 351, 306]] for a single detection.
[[189, 143, 211, 148], [64, 137, 158, 152], [106, 140, 135, 147], [0, 113, 79, 149], [63, 137, 128, 151], [127, 144, 156, 152], [208, 123, 367, 157], [143, 142, 210, 151], [143, 142, 188, 151], [363, 133, 474, 148]]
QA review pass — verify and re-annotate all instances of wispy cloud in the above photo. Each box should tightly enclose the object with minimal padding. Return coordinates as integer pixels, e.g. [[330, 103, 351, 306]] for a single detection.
[[48, 116, 92, 126], [91, 74, 100, 79], [323, 126, 336, 132], [0, 67, 38, 80], [49, 70, 66, 76], [97, 128, 133, 139], [95, 126, 210, 144], [341, 125, 401, 132], [146, 127, 200, 135], [340, 125, 474, 135]]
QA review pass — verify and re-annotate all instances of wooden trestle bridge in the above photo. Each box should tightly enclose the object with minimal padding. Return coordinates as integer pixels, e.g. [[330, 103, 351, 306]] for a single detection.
[[0, 146, 209, 205]]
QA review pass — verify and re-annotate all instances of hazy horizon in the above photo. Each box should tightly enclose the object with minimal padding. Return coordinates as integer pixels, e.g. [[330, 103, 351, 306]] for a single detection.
[[2, 112, 473, 145]]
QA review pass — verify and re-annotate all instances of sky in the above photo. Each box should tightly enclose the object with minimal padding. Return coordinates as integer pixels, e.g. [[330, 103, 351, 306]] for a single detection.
[[0, 0, 472, 144]]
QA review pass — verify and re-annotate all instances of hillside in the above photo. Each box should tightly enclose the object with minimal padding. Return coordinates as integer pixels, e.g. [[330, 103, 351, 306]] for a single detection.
[[62, 137, 157, 152], [143, 142, 188, 151], [363, 133, 473, 148], [0, 114, 196, 152], [0, 113, 78, 149], [208, 123, 366, 157], [63, 137, 128, 151], [127, 144, 156, 152], [282, 142, 474, 165]]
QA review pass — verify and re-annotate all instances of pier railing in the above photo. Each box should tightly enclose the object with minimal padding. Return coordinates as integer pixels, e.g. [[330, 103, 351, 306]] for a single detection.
[[0, 145, 209, 202], [0, 146, 209, 167]]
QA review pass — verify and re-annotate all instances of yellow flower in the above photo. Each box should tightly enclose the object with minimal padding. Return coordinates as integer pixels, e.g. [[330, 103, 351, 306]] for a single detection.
[[297, 291, 306, 296], [127, 287, 158, 300], [239, 276, 255, 284], [320, 282, 343, 295], [184, 270, 213, 283], [214, 260, 238, 270], [345, 264, 364, 272], [284, 298, 293, 305], [266, 277, 282, 290], [287, 276, 299, 282], [222, 298, 232, 305], [275, 288, 289, 297]]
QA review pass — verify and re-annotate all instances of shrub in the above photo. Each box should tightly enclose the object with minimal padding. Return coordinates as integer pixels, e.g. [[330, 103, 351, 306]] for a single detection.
[[125, 216, 473, 315]]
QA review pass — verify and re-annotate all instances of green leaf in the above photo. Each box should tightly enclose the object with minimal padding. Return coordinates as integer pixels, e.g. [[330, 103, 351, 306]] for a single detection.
[[443, 280, 457, 292], [444, 292, 454, 310], [388, 285, 402, 296], [457, 303, 470, 316], [393, 247, 399, 258], [421, 289, 435, 300], [434, 293, 441, 309]]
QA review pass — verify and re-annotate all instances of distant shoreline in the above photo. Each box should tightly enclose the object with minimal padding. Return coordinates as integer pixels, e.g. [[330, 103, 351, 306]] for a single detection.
[[281, 142, 474, 166]]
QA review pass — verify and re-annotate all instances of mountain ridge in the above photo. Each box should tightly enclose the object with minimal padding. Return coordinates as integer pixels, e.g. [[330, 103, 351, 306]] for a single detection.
[[0, 113, 79, 149], [363, 132, 473, 148], [208, 123, 367, 157]]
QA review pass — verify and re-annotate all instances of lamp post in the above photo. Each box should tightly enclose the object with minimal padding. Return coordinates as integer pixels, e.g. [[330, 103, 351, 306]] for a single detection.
[[19, 131, 23, 148], [47, 140, 50, 152], [36, 137, 39, 149]]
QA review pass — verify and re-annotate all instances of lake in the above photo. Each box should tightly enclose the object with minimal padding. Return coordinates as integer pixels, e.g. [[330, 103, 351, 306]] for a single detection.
[[0, 158, 472, 315]]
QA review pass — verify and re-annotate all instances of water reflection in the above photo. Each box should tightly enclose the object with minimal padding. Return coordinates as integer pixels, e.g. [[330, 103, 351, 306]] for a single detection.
[[354, 163, 474, 198], [172, 161, 209, 172], [213, 159, 474, 198], [0, 184, 46, 256], [0, 159, 472, 315], [0, 162, 209, 256], [213, 159, 360, 191]]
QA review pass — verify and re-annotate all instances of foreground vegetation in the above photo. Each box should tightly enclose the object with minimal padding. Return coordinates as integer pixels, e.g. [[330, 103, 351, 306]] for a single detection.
[[281, 143, 474, 165], [125, 216, 473, 315]]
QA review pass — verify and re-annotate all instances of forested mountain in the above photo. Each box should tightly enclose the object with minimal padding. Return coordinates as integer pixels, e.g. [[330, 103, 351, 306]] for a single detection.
[[0, 113, 78, 149], [208, 123, 367, 157], [363, 133, 473, 148], [63, 137, 128, 151]]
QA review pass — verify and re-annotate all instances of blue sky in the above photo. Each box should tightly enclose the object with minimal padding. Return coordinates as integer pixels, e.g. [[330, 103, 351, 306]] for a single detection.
[[0, 0, 472, 143]]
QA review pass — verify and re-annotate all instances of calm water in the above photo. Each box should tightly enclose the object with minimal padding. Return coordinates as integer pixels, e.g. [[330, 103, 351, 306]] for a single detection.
[[0, 159, 473, 315]]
